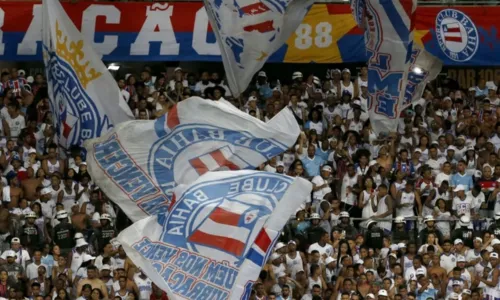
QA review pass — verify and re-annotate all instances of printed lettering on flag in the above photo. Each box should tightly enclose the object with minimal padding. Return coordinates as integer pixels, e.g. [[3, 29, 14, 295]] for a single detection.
[[204, 0, 314, 96], [85, 97, 300, 222], [116, 171, 312, 300], [360, 0, 416, 135], [443, 23, 462, 43], [41, 0, 133, 150]]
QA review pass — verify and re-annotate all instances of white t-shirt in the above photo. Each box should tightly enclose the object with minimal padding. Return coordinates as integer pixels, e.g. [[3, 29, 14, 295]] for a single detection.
[[404, 266, 427, 282], [435, 172, 451, 186], [26, 262, 48, 280], [5, 114, 25, 137], [311, 175, 331, 202], [452, 196, 474, 217], [1, 249, 30, 268], [307, 243, 334, 258]]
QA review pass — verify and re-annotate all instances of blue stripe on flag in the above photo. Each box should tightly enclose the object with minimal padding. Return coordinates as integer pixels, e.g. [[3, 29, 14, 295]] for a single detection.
[[246, 248, 265, 266], [154, 115, 167, 137], [380, 1, 410, 48], [405, 40, 414, 63]]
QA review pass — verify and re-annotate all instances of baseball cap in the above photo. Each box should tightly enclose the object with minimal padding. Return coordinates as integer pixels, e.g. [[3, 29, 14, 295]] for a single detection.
[[490, 252, 499, 259], [5, 250, 16, 257], [174, 67, 182, 73], [398, 242, 406, 249], [100, 213, 112, 221], [247, 96, 257, 102], [322, 165, 332, 172], [339, 211, 350, 218], [390, 244, 399, 251], [495, 212, 500, 220], [457, 256, 466, 262], [41, 188, 52, 195], [378, 290, 388, 297], [416, 269, 425, 277], [274, 242, 286, 251], [309, 213, 321, 220], [28, 148, 36, 154], [292, 71, 303, 80], [82, 254, 95, 262], [453, 185, 465, 192], [459, 215, 471, 226], [56, 211, 68, 219], [491, 239, 500, 246], [277, 271, 286, 278], [449, 293, 459, 300], [276, 161, 284, 167], [75, 233, 84, 240], [423, 215, 435, 223], [75, 239, 89, 248], [389, 253, 398, 260], [270, 253, 281, 261], [257, 71, 267, 77], [366, 294, 375, 299], [11, 237, 20, 244], [463, 289, 471, 295], [100, 264, 112, 271], [325, 257, 336, 265], [454, 239, 464, 245], [452, 280, 462, 286]]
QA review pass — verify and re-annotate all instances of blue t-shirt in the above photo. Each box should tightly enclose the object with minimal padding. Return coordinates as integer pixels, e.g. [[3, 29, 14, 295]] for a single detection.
[[450, 173, 474, 191], [301, 156, 324, 177]]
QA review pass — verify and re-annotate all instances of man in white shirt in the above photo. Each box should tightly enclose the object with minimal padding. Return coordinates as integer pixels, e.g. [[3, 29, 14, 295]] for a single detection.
[[0, 237, 30, 268], [117, 79, 130, 103], [25, 249, 47, 280], [311, 165, 332, 207], [307, 231, 334, 260], [435, 162, 452, 186], [194, 71, 214, 95], [94, 243, 117, 271], [404, 255, 427, 282], [5, 101, 25, 138]]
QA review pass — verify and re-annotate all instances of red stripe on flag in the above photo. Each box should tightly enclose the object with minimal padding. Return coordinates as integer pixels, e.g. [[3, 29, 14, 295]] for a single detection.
[[210, 150, 240, 171], [254, 228, 272, 252], [188, 230, 245, 257], [444, 36, 462, 42], [190, 157, 209, 175], [243, 20, 275, 33], [240, 2, 270, 15], [208, 207, 241, 227], [445, 26, 460, 33], [166, 104, 180, 129], [398, 0, 412, 22]]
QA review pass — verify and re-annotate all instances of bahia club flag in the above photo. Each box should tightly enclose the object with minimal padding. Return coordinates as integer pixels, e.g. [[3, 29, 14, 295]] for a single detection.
[[42, 0, 134, 150], [84, 96, 300, 222], [117, 170, 312, 300], [356, 0, 417, 136], [203, 0, 314, 97]]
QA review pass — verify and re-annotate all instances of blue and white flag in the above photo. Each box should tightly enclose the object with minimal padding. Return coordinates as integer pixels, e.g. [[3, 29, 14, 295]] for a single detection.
[[42, 0, 134, 150], [360, 0, 417, 135], [117, 170, 312, 300], [403, 44, 442, 108], [204, 0, 314, 97], [84, 97, 300, 222]]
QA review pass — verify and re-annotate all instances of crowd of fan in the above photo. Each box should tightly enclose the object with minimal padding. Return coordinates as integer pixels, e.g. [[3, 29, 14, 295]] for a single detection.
[[0, 65, 499, 300]]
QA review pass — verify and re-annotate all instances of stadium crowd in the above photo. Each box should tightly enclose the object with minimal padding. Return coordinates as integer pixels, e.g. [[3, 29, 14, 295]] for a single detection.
[[0, 65, 499, 300]]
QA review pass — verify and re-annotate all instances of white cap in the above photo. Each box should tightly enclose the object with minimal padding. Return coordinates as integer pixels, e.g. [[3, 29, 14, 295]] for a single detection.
[[369, 160, 378, 167], [75, 233, 84, 240], [366, 293, 375, 299], [322, 165, 332, 172], [449, 292, 460, 300], [340, 211, 350, 218], [75, 239, 89, 248], [414, 148, 422, 154], [474, 237, 483, 244], [454, 239, 464, 245], [457, 135, 466, 141], [447, 146, 457, 152], [397, 242, 406, 249], [313, 76, 320, 85], [325, 257, 336, 265], [352, 99, 362, 106], [11, 237, 20, 244], [390, 244, 399, 251], [276, 161, 284, 167], [5, 250, 16, 257], [28, 148, 36, 154], [452, 280, 462, 286], [459, 215, 471, 226], [247, 96, 257, 102], [466, 145, 475, 152], [100, 264, 112, 271], [270, 252, 281, 261], [82, 253, 95, 262], [310, 213, 321, 220], [491, 239, 500, 246], [277, 271, 286, 278], [366, 219, 376, 227], [389, 253, 398, 259], [468, 87, 475, 92], [490, 252, 499, 259], [494, 212, 500, 220], [378, 290, 388, 297], [56, 211, 68, 219], [424, 215, 435, 223], [17, 69, 25, 77], [444, 96, 452, 102], [416, 269, 425, 276], [25, 211, 37, 219], [100, 213, 112, 221], [342, 68, 351, 74], [292, 71, 303, 79], [257, 71, 267, 77], [272, 87, 281, 93], [453, 184, 465, 192], [41, 188, 52, 195], [26, 76, 34, 84], [457, 255, 466, 262], [174, 67, 182, 73], [395, 216, 406, 224], [274, 242, 286, 251], [463, 289, 472, 295], [360, 81, 368, 88]]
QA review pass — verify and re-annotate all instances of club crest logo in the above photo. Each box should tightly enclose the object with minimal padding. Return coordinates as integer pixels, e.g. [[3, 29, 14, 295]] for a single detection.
[[160, 173, 291, 267], [435, 9, 479, 62]]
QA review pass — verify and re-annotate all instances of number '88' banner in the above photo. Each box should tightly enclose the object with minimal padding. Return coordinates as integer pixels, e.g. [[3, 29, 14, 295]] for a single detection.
[[2, 2, 500, 65]]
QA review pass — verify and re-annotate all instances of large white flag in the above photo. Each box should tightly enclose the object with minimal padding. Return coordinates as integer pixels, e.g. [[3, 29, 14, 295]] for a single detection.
[[42, 0, 134, 150], [84, 97, 300, 222], [117, 170, 312, 300], [204, 0, 314, 97]]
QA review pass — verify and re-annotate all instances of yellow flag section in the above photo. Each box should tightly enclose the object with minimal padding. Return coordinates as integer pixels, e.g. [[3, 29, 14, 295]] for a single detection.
[[282, 4, 431, 64], [283, 5, 358, 63]]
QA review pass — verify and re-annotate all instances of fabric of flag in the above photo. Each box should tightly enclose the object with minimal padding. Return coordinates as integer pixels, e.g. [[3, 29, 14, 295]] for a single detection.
[[357, 0, 417, 136], [203, 0, 314, 97], [84, 96, 300, 222], [41, 0, 134, 150], [403, 44, 442, 107], [116, 170, 312, 300]]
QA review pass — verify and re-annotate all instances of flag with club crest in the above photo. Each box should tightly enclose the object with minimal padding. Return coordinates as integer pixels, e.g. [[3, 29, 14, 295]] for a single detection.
[[203, 0, 314, 96], [117, 170, 312, 300], [41, 0, 134, 150], [84, 96, 300, 222]]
